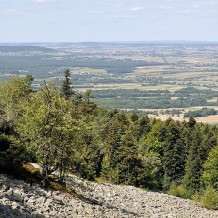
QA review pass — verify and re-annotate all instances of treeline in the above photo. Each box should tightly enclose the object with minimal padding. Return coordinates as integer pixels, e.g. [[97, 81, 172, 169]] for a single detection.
[[94, 96, 211, 109], [1, 73, 218, 208], [184, 107, 218, 118], [175, 86, 218, 98], [93, 89, 169, 98], [93, 87, 218, 109], [0, 55, 153, 75]]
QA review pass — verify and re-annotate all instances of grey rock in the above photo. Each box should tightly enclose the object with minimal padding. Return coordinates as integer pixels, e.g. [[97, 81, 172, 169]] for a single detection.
[[6, 187, 13, 197], [0, 192, 7, 198], [1, 173, 218, 218], [1, 184, 9, 191], [36, 196, 46, 204], [13, 191, 24, 202]]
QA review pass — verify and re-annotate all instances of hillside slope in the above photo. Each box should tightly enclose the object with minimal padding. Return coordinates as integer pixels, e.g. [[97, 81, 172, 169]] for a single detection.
[[0, 46, 55, 52], [1, 174, 218, 218]]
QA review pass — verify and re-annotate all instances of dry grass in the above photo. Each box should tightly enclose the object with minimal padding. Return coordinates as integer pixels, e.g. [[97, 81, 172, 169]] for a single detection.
[[22, 163, 40, 175], [207, 98, 218, 103]]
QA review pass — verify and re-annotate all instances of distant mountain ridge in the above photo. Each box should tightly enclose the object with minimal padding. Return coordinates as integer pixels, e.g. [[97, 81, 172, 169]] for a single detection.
[[0, 46, 56, 53]]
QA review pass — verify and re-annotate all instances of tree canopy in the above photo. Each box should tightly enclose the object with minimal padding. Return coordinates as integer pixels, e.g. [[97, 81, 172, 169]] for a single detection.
[[0, 73, 218, 208]]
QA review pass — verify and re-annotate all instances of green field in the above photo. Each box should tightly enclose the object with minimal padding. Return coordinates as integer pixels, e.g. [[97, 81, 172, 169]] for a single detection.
[[1, 42, 218, 122]]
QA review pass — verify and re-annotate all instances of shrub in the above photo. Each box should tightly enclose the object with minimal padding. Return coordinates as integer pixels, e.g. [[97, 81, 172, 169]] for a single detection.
[[192, 192, 202, 203], [168, 182, 190, 198], [201, 186, 218, 210]]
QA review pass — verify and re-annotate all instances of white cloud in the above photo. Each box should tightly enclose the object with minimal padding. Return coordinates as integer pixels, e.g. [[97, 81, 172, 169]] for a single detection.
[[129, 7, 144, 12]]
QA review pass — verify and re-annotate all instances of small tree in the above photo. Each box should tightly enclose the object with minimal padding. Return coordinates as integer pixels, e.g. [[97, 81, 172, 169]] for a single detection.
[[0, 75, 33, 122], [16, 84, 78, 184], [201, 145, 218, 190], [61, 69, 74, 99], [201, 186, 218, 209]]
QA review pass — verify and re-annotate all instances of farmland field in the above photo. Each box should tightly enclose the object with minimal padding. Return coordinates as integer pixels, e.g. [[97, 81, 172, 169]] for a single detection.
[[1, 42, 218, 123]]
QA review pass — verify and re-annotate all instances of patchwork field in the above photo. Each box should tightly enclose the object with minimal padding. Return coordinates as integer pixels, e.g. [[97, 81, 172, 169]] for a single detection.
[[1, 42, 218, 124]]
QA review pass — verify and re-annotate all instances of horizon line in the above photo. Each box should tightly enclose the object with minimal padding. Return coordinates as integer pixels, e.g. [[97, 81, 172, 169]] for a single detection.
[[1, 40, 218, 44]]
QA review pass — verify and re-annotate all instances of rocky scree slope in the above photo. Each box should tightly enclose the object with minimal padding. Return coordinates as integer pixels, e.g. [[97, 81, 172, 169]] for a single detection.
[[0, 174, 218, 218]]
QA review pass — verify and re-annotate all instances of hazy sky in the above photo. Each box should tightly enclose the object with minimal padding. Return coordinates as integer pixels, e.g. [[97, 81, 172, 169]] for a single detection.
[[0, 0, 217, 42]]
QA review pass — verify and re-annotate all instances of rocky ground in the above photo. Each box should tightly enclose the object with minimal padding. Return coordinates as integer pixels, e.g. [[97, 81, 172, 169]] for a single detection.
[[1, 173, 218, 218]]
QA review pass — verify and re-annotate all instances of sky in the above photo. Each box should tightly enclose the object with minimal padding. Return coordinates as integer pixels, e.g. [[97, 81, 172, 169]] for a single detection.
[[0, 0, 218, 42]]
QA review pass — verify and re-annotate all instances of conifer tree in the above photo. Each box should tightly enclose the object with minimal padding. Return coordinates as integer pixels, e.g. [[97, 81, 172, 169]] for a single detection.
[[61, 69, 74, 99], [138, 115, 151, 137], [183, 126, 203, 192], [163, 121, 185, 190]]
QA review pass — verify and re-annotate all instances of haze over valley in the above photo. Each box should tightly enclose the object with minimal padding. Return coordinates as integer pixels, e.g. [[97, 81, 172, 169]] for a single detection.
[[1, 42, 218, 123]]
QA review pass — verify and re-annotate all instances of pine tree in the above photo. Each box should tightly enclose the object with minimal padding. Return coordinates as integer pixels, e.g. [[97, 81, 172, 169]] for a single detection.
[[183, 126, 203, 192], [112, 130, 139, 185], [100, 111, 129, 183], [61, 69, 74, 99], [138, 115, 151, 137], [163, 121, 185, 190]]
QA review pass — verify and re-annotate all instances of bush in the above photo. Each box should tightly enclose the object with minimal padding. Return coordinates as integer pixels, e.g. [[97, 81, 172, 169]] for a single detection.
[[168, 183, 190, 198], [192, 192, 202, 203], [201, 186, 218, 210], [0, 134, 10, 152]]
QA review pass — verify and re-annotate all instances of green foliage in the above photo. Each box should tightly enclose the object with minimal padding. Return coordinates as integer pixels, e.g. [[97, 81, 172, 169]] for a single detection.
[[100, 154, 111, 180], [138, 115, 151, 137], [141, 121, 164, 154], [183, 125, 204, 192], [138, 151, 162, 189], [1, 74, 218, 211], [163, 121, 186, 189], [72, 126, 103, 180], [0, 133, 35, 180], [200, 186, 218, 210], [94, 93, 210, 110], [61, 69, 74, 99], [93, 87, 218, 110], [201, 145, 218, 190], [16, 83, 77, 182], [168, 183, 190, 198], [0, 75, 33, 121], [184, 107, 217, 118]]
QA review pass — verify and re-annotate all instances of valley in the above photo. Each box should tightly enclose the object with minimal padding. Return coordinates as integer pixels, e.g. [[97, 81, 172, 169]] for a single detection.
[[1, 42, 218, 123]]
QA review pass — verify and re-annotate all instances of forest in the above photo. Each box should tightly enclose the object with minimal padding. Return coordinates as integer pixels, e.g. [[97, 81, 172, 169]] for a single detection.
[[1, 71, 218, 209], [184, 107, 218, 118], [93, 87, 218, 110]]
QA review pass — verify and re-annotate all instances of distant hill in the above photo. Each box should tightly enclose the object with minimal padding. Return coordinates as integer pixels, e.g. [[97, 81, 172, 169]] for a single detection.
[[0, 46, 56, 52]]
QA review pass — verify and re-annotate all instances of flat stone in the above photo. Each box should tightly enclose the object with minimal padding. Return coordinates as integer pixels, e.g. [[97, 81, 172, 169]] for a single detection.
[[6, 187, 13, 197], [13, 192, 24, 202]]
